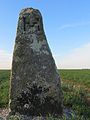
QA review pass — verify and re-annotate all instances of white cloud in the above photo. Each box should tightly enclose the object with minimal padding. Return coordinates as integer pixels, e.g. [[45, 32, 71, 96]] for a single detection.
[[0, 50, 12, 69], [54, 43, 90, 69], [59, 21, 90, 30]]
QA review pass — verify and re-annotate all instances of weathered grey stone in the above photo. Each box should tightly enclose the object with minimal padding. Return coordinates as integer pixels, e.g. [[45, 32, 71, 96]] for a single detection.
[[9, 8, 63, 118]]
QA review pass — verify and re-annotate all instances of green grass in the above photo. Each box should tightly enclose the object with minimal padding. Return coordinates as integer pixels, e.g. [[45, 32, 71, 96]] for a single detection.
[[0, 70, 90, 119], [60, 69, 90, 88], [0, 70, 10, 107], [62, 83, 90, 119]]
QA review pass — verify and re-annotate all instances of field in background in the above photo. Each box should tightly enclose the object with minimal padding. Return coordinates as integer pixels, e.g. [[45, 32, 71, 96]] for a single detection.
[[0, 70, 90, 119], [60, 69, 90, 88], [0, 70, 10, 107]]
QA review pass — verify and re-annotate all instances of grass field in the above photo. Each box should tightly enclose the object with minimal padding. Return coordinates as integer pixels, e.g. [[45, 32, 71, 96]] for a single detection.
[[0, 70, 90, 119], [0, 70, 10, 107], [60, 69, 90, 88]]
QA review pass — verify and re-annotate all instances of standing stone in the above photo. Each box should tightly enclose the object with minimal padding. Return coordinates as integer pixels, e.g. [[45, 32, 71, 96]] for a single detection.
[[9, 8, 63, 118]]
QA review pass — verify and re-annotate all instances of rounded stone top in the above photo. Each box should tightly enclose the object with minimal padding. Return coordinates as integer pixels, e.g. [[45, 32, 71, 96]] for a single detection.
[[17, 8, 43, 33], [20, 8, 42, 18]]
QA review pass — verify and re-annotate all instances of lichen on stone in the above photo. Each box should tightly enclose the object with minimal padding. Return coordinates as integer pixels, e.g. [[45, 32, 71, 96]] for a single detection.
[[10, 82, 61, 116]]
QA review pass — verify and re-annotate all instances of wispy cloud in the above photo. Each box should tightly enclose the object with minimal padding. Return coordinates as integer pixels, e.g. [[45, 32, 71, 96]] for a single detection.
[[59, 21, 90, 30], [0, 50, 12, 69], [54, 42, 90, 69]]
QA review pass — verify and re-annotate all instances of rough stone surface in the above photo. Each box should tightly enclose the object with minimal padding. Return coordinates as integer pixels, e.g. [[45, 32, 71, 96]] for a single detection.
[[9, 8, 63, 118], [0, 117, 5, 120]]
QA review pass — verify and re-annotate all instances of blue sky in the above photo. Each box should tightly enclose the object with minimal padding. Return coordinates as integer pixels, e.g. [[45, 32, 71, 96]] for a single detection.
[[0, 0, 90, 69]]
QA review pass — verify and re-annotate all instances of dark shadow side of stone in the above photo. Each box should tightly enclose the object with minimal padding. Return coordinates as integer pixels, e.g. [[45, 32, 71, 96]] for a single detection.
[[10, 82, 62, 117]]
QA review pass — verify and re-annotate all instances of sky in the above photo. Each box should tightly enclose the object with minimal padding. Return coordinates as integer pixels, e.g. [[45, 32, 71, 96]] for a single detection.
[[0, 0, 90, 69]]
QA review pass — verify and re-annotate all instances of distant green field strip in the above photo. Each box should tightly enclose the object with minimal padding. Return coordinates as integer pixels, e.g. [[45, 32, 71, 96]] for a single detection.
[[59, 69, 90, 88]]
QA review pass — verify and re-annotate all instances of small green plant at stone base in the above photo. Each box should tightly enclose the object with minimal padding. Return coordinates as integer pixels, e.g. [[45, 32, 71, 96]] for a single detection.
[[8, 115, 20, 120], [7, 114, 86, 120], [46, 114, 86, 120]]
